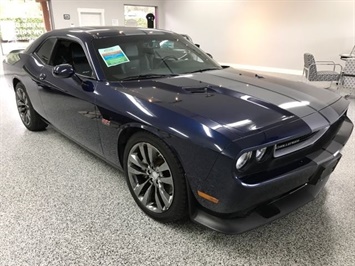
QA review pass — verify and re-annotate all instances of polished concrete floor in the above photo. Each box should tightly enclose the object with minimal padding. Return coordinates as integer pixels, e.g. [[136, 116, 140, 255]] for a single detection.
[[0, 75, 354, 266]]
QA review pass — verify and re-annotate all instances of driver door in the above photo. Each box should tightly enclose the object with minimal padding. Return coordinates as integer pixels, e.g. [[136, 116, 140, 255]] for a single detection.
[[35, 38, 103, 156]]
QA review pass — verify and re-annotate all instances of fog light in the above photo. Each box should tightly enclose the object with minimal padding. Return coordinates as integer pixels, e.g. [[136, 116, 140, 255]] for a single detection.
[[236, 151, 252, 170], [256, 147, 267, 161]]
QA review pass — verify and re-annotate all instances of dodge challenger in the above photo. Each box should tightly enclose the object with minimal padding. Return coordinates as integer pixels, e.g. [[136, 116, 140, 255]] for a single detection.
[[3, 27, 353, 234]]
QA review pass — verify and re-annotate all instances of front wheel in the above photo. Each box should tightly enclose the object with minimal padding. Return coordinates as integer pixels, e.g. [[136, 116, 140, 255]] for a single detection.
[[124, 132, 187, 222], [15, 82, 47, 131]]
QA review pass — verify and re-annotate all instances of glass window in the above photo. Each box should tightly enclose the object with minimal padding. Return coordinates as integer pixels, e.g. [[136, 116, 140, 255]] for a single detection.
[[67, 42, 93, 77], [35, 38, 56, 64], [0, 0, 46, 55], [35, 38, 93, 77], [124, 5, 156, 28], [93, 33, 221, 81], [50, 39, 72, 66], [50, 39, 93, 77]]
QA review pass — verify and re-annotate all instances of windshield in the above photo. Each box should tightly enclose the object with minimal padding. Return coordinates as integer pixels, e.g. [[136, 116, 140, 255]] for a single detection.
[[93, 33, 222, 81]]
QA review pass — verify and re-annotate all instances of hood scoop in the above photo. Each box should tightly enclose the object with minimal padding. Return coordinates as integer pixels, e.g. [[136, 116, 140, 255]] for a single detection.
[[182, 86, 217, 96], [157, 77, 218, 96]]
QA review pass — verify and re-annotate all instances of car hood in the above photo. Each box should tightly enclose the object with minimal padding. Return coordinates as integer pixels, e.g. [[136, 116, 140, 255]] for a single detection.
[[118, 68, 344, 138]]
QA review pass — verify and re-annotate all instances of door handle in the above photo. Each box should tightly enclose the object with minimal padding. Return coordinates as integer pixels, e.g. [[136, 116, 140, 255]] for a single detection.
[[39, 73, 46, 80]]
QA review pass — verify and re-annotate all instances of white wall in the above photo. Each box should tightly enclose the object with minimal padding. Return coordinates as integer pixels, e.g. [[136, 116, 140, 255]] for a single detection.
[[50, 0, 354, 74], [50, 0, 164, 29], [164, 0, 354, 74]]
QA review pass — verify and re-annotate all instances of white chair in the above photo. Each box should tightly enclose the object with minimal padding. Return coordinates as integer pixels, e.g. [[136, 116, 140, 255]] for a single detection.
[[303, 53, 343, 88], [340, 58, 355, 99]]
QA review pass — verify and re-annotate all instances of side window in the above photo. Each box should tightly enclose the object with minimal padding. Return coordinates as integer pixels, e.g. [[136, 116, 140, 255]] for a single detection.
[[51, 40, 72, 66], [48, 39, 93, 78], [69, 42, 93, 77], [35, 38, 56, 64]]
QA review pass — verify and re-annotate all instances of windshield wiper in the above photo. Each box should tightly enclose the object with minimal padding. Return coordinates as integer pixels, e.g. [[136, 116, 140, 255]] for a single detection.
[[186, 67, 221, 74], [120, 74, 178, 81]]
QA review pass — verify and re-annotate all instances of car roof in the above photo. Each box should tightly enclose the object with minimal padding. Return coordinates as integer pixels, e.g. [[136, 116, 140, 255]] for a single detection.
[[25, 26, 177, 54], [47, 26, 174, 40]]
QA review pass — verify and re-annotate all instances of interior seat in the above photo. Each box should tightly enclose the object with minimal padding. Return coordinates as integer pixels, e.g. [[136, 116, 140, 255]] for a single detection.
[[70, 42, 93, 77]]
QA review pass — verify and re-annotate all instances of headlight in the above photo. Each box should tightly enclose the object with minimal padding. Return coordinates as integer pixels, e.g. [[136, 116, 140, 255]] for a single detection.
[[236, 151, 252, 170], [256, 147, 267, 161]]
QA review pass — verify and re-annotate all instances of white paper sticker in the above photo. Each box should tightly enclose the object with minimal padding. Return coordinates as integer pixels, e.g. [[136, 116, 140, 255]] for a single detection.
[[98, 45, 130, 67]]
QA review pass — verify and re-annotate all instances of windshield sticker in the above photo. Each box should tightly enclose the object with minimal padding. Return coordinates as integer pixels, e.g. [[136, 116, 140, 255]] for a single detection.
[[98, 45, 130, 67]]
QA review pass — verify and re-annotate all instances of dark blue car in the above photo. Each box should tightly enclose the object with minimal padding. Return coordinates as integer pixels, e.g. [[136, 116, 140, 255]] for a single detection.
[[3, 27, 353, 234]]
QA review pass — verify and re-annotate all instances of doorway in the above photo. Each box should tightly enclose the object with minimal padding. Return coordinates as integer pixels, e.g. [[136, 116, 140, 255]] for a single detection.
[[78, 8, 105, 26]]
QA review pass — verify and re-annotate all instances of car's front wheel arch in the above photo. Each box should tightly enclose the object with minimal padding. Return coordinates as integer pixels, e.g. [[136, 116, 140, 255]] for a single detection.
[[117, 125, 172, 168], [13, 78, 21, 91], [123, 130, 188, 222]]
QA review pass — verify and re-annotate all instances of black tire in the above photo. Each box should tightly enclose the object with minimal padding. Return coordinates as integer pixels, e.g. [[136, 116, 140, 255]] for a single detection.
[[124, 131, 187, 222], [15, 82, 47, 131]]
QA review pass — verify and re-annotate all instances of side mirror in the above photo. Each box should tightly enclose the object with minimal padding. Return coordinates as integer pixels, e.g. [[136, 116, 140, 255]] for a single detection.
[[53, 64, 74, 78]]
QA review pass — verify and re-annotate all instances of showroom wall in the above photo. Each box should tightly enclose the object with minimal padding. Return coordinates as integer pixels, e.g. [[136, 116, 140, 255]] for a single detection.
[[50, 0, 164, 29], [49, 0, 354, 75], [164, 0, 354, 74]]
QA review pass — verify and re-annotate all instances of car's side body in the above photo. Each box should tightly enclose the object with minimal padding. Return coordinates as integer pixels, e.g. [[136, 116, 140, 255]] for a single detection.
[[3, 27, 353, 234]]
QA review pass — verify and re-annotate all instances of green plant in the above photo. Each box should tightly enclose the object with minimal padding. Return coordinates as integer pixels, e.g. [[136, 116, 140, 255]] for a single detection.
[[0, 17, 45, 41]]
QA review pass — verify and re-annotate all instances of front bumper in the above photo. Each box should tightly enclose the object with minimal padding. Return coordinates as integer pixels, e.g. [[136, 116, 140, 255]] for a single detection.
[[188, 115, 353, 234], [190, 156, 337, 234]]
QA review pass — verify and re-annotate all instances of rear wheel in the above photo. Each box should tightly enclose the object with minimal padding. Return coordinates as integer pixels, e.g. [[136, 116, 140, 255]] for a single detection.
[[15, 82, 47, 131], [124, 132, 187, 222]]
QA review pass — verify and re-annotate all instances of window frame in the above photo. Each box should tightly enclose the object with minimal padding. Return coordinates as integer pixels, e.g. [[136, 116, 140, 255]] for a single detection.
[[33, 37, 97, 80]]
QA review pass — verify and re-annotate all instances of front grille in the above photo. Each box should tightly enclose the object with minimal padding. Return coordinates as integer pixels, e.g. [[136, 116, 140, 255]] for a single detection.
[[239, 114, 347, 184], [274, 127, 329, 157]]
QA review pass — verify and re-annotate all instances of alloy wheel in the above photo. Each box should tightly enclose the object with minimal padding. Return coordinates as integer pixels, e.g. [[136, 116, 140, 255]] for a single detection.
[[16, 87, 31, 126], [127, 142, 174, 213]]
